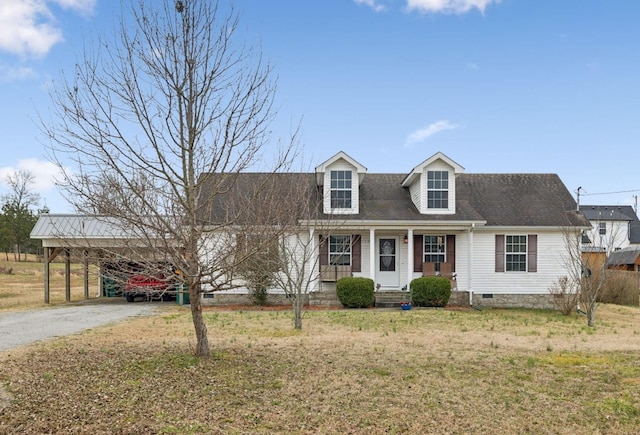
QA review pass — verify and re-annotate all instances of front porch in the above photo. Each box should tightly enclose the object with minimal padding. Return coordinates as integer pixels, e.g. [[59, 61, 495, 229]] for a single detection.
[[316, 226, 475, 297]]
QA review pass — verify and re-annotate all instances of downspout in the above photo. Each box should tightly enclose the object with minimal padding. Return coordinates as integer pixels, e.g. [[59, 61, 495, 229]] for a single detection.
[[468, 223, 475, 306], [407, 228, 414, 291], [369, 228, 376, 284]]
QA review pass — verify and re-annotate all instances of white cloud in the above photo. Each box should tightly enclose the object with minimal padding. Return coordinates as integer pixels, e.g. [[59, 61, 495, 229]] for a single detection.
[[0, 0, 96, 58], [405, 120, 459, 147], [406, 0, 501, 14], [354, 0, 387, 12], [0, 64, 37, 81], [0, 159, 62, 193]]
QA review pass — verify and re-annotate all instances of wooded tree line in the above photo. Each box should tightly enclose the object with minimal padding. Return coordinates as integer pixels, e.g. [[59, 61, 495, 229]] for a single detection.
[[0, 170, 47, 261]]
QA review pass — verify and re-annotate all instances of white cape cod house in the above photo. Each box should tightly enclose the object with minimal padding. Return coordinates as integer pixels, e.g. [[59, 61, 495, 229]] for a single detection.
[[207, 151, 590, 308], [30, 151, 590, 308]]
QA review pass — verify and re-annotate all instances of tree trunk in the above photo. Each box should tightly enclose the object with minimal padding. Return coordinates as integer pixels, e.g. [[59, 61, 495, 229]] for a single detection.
[[189, 283, 210, 357], [587, 306, 596, 327], [293, 296, 303, 330]]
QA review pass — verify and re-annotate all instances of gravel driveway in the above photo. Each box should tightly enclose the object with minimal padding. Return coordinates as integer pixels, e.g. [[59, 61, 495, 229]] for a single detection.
[[0, 301, 164, 352]]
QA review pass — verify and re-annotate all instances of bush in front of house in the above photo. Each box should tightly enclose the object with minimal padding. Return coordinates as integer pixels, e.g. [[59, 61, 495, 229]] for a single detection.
[[336, 277, 374, 308], [410, 277, 451, 307]]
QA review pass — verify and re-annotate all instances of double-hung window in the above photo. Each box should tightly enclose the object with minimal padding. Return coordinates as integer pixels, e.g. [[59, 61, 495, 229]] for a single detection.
[[599, 222, 606, 235], [330, 170, 352, 209], [329, 235, 351, 266], [423, 235, 446, 269], [505, 235, 527, 272], [427, 171, 448, 209]]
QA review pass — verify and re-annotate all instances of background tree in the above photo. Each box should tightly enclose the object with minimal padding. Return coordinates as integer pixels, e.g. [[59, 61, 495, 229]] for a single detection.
[[0, 170, 41, 261], [41, 0, 299, 357]]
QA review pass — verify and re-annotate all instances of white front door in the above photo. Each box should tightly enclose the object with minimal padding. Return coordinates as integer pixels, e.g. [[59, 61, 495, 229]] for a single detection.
[[376, 237, 400, 288]]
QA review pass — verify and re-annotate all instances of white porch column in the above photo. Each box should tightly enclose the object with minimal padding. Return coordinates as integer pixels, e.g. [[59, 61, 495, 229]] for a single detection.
[[310, 229, 318, 292], [467, 224, 474, 305], [369, 228, 376, 282], [407, 228, 414, 289]]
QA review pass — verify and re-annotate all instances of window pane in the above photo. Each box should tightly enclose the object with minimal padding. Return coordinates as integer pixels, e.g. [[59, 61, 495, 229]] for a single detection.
[[505, 235, 527, 271], [330, 171, 353, 209], [423, 235, 446, 269], [427, 171, 449, 209], [331, 190, 352, 208], [329, 235, 351, 265]]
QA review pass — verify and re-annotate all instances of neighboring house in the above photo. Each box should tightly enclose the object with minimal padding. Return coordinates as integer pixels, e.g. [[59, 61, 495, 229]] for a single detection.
[[579, 205, 640, 252], [204, 151, 590, 308]]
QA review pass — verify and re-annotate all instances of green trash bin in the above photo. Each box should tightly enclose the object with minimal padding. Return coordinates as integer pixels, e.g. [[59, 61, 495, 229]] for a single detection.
[[176, 284, 190, 305], [103, 276, 120, 297]]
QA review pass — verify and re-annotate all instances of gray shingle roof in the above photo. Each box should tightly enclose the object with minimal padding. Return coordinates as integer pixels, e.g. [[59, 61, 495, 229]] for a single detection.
[[200, 172, 589, 227], [607, 247, 640, 266], [580, 205, 640, 243]]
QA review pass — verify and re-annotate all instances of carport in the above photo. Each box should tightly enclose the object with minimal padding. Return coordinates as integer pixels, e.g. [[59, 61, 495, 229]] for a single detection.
[[30, 214, 157, 303]]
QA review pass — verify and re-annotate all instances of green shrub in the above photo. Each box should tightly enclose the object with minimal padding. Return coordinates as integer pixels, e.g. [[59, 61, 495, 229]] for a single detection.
[[410, 277, 451, 307], [336, 277, 374, 308]]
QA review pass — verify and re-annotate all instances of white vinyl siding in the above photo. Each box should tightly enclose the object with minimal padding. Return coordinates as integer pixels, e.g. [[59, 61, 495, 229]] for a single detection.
[[471, 230, 569, 295]]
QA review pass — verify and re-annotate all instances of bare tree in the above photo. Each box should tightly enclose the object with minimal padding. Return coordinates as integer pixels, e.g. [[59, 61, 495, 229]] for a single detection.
[[2, 170, 41, 210], [269, 183, 322, 330], [560, 219, 623, 327], [41, 0, 298, 357]]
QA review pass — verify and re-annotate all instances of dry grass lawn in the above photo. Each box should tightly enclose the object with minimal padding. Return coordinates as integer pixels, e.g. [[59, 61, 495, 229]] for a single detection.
[[1, 297, 640, 434], [1, 257, 639, 433], [0, 258, 99, 311]]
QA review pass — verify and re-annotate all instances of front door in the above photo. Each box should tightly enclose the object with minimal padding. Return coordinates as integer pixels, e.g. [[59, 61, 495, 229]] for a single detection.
[[376, 237, 400, 288]]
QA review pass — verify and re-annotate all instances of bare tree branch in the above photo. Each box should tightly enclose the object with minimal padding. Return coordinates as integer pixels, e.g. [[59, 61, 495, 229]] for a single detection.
[[40, 0, 299, 357]]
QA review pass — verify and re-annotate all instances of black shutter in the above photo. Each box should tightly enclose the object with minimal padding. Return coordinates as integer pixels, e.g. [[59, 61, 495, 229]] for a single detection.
[[528, 235, 537, 273], [319, 235, 328, 266], [413, 234, 423, 272], [495, 234, 505, 273], [446, 235, 456, 272]]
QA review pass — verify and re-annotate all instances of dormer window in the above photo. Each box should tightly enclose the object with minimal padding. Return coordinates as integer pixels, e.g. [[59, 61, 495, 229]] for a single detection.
[[330, 170, 352, 209], [427, 170, 448, 209]]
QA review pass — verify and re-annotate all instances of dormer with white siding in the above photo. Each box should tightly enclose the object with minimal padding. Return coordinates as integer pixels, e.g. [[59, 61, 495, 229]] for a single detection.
[[401, 152, 464, 215], [316, 151, 367, 215]]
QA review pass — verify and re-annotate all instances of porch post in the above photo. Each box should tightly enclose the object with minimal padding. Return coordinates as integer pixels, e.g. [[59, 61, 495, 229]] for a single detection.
[[467, 224, 474, 305], [369, 228, 376, 283], [407, 228, 414, 289], [309, 229, 318, 292], [65, 248, 71, 302], [44, 247, 50, 304], [83, 249, 89, 300]]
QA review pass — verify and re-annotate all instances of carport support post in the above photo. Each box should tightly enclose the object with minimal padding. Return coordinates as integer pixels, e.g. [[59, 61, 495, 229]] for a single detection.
[[65, 248, 71, 302], [44, 247, 50, 304], [83, 250, 89, 300]]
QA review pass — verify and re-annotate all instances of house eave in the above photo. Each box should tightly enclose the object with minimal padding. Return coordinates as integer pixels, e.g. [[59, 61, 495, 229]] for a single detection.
[[299, 219, 487, 231]]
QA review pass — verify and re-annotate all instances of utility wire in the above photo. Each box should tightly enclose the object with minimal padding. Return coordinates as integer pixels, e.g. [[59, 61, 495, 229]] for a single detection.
[[581, 189, 640, 196]]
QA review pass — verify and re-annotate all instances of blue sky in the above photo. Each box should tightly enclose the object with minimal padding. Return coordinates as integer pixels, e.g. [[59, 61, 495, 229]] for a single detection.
[[1, 0, 639, 212]]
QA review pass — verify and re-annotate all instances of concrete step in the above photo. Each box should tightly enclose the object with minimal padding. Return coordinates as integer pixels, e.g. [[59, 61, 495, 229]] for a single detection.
[[375, 291, 410, 308]]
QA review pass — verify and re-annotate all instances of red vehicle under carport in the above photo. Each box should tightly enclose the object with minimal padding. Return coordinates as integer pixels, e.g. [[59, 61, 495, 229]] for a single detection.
[[124, 274, 175, 302]]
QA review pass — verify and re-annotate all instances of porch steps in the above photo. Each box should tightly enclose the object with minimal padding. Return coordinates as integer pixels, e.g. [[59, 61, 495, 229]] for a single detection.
[[375, 291, 410, 308]]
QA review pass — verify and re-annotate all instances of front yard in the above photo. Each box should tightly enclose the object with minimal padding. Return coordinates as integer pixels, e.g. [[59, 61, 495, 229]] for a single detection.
[[1, 303, 640, 433]]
